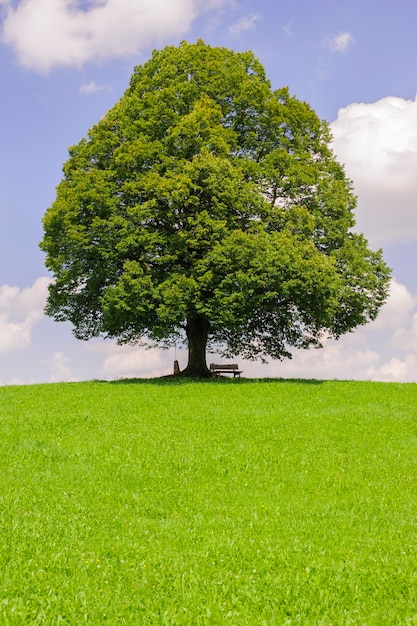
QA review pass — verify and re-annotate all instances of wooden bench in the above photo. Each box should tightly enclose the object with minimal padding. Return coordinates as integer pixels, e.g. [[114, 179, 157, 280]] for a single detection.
[[210, 363, 242, 378]]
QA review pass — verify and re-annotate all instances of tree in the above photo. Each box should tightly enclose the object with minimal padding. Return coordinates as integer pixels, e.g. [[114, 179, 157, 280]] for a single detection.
[[40, 40, 391, 377]]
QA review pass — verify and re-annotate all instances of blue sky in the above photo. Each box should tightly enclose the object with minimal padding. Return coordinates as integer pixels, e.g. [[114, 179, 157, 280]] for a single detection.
[[1, 0, 417, 384]]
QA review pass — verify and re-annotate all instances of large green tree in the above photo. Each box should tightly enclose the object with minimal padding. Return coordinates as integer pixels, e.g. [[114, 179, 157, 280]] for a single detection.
[[40, 41, 391, 377]]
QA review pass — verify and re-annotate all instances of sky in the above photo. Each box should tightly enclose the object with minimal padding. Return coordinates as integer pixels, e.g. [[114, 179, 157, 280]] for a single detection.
[[1, 0, 417, 385]]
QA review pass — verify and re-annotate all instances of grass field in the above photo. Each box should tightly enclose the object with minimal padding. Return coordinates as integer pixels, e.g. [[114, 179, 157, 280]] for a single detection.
[[1, 377, 417, 625]]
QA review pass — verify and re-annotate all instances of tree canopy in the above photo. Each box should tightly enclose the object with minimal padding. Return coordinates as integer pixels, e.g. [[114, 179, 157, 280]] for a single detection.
[[40, 40, 391, 376]]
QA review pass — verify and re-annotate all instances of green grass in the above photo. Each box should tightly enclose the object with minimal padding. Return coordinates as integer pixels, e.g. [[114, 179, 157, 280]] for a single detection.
[[1, 378, 417, 625]]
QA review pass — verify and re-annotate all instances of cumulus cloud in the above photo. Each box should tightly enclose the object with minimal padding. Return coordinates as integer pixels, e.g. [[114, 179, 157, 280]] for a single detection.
[[43, 351, 76, 382], [89, 343, 173, 379], [330, 95, 417, 245], [371, 354, 417, 382], [326, 31, 354, 52], [0, 277, 51, 354], [241, 339, 380, 382], [1, 0, 229, 73], [369, 278, 416, 330], [229, 13, 261, 37]]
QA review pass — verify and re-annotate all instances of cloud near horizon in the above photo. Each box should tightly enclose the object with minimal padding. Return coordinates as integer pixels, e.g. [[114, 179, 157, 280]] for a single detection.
[[1, 0, 229, 73], [0, 277, 51, 354], [330, 95, 417, 246], [43, 351, 75, 383], [0, 275, 416, 384], [241, 278, 417, 383], [82, 278, 417, 384]]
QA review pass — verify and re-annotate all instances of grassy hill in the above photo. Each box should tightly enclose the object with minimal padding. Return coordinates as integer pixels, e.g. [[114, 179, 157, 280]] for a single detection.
[[1, 378, 417, 624]]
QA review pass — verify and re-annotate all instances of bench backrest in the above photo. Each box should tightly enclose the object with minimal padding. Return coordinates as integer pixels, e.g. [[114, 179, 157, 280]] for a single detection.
[[210, 363, 239, 371]]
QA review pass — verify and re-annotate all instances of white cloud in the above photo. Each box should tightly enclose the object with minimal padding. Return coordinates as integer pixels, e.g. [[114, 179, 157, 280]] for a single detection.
[[326, 31, 354, 52], [369, 354, 417, 383], [241, 340, 380, 382], [0, 376, 37, 387], [330, 95, 417, 245], [43, 351, 76, 382], [390, 311, 417, 353], [229, 13, 261, 36], [0, 277, 51, 354], [368, 278, 416, 330], [94, 343, 173, 379], [1, 0, 229, 73], [79, 80, 107, 94]]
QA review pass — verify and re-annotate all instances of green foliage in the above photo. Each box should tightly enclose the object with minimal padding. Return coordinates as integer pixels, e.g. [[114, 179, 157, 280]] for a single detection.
[[1, 379, 417, 624], [40, 40, 391, 363]]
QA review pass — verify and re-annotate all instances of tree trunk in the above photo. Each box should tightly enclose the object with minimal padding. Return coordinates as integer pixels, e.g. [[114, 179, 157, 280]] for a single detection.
[[180, 316, 211, 377]]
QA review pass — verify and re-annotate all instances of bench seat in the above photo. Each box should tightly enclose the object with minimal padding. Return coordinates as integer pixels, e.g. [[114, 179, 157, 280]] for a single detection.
[[210, 363, 242, 378]]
